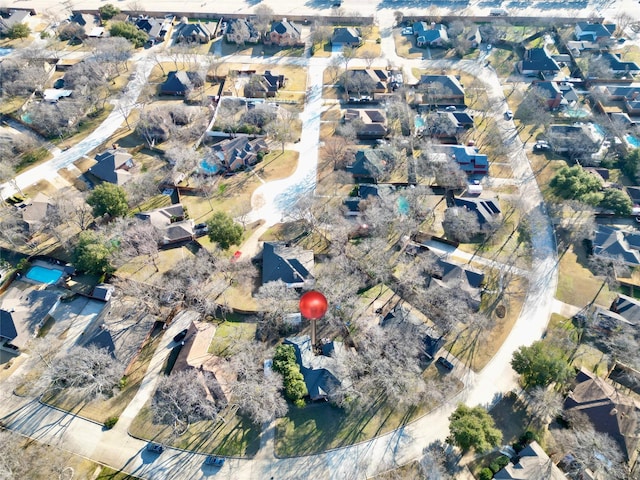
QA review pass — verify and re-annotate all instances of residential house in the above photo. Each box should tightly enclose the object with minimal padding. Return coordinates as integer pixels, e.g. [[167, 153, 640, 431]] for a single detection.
[[331, 27, 361, 47], [244, 71, 286, 98], [413, 22, 448, 48], [347, 149, 385, 182], [494, 441, 566, 479], [546, 123, 605, 162], [431, 144, 489, 176], [450, 111, 475, 129], [592, 225, 640, 267], [467, 26, 481, 48], [135, 203, 194, 245], [261, 241, 314, 288], [0, 10, 31, 36], [564, 368, 640, 468], [610, 293, 640, 325], [533, 81, 565, 110], [574, 22, 615, 43], [205, 136, 269, 172], [136, 15, 173, 43], [0, 309, 19, 353], [21, 192, 52, 234], [566, 40, 601, 56], [601, 84, 640, 115], [343, 184, 380, 217], [225, 18, 260, 45], [89, 149, 134, 185], [173, 315, 235, 404], [42, 89, 72, 103], [342, 69, 390, 94], [284, 335, 349, 401], [265, 18, 301, 46], [91, 284, 115, 302], [160, 71, 203, 96], [69, 11, 98, 33], [417, 75, 465, 106], [427, 258, 485, 309], [343, 108, 388, 139], [174, 21, 214, 44], [454, 197, 501, 225], [598, 52, 640, 78], [518, 48, 561, 77]]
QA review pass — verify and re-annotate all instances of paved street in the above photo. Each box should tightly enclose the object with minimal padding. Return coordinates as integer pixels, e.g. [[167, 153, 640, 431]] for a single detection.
[[0, 6, 565, 480]]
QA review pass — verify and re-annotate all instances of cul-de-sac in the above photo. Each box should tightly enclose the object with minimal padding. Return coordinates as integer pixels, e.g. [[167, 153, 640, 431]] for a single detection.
[[1, 0, 640, 478]]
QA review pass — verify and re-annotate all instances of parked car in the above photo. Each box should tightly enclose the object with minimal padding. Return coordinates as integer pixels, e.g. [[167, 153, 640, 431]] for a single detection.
[[401, 27, 413, 35], [436, 356, 454, 371], [533, 141, 550, 152], [445, 105, 457, 111], [504, 110, 514, 120], [173, 329, 188, 343], [486, 43, 492, 50], [205, 456, 225, 466], [147, 443, 164, 454]]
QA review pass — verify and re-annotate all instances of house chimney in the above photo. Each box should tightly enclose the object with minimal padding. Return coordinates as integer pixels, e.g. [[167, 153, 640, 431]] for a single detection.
[[431, 22, 436, 29]]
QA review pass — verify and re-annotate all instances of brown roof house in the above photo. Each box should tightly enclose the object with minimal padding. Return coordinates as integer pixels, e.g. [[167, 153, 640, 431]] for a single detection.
[[494, 441, 566, 479], [135, 203, 194, 245], [344, 108, 388, 139], [89, 149, 135, 185], [21, 192, 52, 234], [564, 368, 640, 467], [160, 71, 204, 96], [265, 19, 301, 46], [205, 136, 268, 173], [261, 241, 314, 288], [244, 71, 286, 98], [173, 312, 235, 404]]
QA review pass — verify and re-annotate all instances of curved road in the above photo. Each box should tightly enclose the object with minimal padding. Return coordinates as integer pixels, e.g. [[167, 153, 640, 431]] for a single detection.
[[0, 12, 559, 480]]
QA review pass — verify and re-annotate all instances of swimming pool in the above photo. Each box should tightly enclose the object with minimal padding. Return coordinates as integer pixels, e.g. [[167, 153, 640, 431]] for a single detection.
[[625, 135, 640, 149], [200, 159, 221, 175], [25, 265, 63, 284], [414, 115, 425, 129], [592, 123, 606, 138], [564, 107, 590, 118]]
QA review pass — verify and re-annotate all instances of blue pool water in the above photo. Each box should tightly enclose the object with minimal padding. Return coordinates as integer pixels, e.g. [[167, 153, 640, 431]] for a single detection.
[[26, 265, 63, 284], [200, 159, 220, 174], [626, 135, 640, 149], [397, 196, 409, 215], [21, 113, 33, 124], [564, 107, 590, 118], [414, 116, 425, 128], [592, 123, 606, 137]]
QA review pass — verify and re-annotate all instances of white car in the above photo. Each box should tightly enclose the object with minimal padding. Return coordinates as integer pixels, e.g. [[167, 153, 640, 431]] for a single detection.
[[401, 28, 413, 35]]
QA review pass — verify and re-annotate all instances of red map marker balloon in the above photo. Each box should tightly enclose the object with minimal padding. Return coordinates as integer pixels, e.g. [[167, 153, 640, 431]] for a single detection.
[[299, 291, 328, 320]]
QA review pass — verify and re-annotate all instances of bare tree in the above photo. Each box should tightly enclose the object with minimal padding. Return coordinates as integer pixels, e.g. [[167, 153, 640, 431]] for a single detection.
[[266, 108, 297, 152], [41, 345, 123, 401], [229, 341, 288, 425], [0, 430, 71, 480], [152, 369, 225, 436], [255, 280, 299, 340], [442, 206, 481, 242], [526, 386, 563, 427], [552, 424, 628, 479], [253, 4, 274, 33], [321, 136, 352, 170]]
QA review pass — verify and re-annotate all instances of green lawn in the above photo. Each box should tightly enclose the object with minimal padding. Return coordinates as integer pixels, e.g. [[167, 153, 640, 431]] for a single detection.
[[208, 320, 257, 356]]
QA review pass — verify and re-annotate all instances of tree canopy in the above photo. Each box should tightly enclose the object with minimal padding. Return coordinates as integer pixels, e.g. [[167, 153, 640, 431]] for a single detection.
[[73, 231, 115, 276], [550, 166, 603, 205], [98, 3, 121, 20], [109, 21, 147, 48], [447, 404, 502, 453], [6, 23, 30, 40], [87, 183, 129, 218], [620, 148, 640, 182], [207, 211, 243, 249], [600, 188, 632, 215], [511, 340, 574, 388]]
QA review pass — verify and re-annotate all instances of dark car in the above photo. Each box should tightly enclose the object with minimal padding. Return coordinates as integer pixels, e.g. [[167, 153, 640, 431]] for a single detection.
[[147, 443, 164, 454], [437, 356, 454, 371], [173, 329, 188, 343], [205, 456, 225, 467], [195, 222, 207, 230]]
